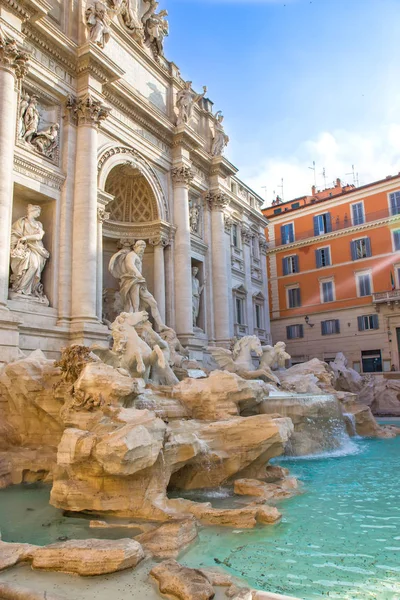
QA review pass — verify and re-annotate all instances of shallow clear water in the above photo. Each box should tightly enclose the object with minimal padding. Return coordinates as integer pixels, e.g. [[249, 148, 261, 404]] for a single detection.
[[180, 430, 400, 599]]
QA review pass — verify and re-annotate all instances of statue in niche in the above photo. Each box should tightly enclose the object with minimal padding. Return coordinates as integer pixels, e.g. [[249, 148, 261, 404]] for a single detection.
[[9, 204, 50, 304], [19, 93, 60, 160], [109, 240, 165, 331], [142, 0, 169, 59], [211, 111, 229, 157], [189, 201, 201, 235], [85, 1, 111, 48], [192, 266, 205, 328], [176, 81, 207, 126]]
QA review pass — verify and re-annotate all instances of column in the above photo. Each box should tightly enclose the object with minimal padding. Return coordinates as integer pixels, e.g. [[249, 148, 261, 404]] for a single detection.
[[96, 208, 110, 320], [0, 32, 29, 308], [208, 191, 231, 346], [70, 94, 110, 328], [151, 236, 167, 324], [242, 226, 254, 334], [259, 239, 271, 342], [171, 166, 194, 339]]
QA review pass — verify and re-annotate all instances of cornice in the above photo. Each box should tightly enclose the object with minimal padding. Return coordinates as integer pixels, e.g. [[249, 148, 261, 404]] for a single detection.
[[267, 214, 400, 255], [172, 123, 204, 153], [209, 155, 238, 179], [103, 219, 175, 241], [13, 151, 65, 190], [22, 21, 77, 74], [1, 0, 52, 22], [77, 43, 125, 84]]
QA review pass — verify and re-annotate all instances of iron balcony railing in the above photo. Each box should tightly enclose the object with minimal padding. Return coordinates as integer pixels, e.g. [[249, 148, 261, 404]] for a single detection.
[[273, 207, 399, 247]]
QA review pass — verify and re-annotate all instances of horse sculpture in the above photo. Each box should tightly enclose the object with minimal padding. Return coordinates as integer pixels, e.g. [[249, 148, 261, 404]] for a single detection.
[[208, 335, 280, 384]]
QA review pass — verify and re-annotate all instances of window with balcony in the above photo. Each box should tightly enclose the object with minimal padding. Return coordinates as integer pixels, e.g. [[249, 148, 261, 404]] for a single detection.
[[287, 324, 304, 339], [356, 272, 372, 297], [351, 237, 372, 260], [393, 230, 400, 251], [389, 191, 400, 215], [315, 247, 331, 268], [287, 286, 301, 308], [281, 223, 294, 245], [321, 280, 335, 303], [283, 255, 299, 275], [321, 319, 340, 335], [351, 202, 365, 225], [313, 213, 332, 236], [358, 315, 379, 331]]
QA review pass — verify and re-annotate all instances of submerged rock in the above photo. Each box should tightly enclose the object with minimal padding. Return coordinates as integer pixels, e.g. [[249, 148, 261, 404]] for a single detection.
[[0, 583, 65, 600], [31, 538, 144, 576], [151, 559, 215, 600]]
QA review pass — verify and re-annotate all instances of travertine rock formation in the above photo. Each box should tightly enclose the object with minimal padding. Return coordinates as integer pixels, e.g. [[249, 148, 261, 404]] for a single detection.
[[0, 541, 38, 571], [151, 559, 216, 600], [31, 538, 144, 576], [135, 518, 198, 558]]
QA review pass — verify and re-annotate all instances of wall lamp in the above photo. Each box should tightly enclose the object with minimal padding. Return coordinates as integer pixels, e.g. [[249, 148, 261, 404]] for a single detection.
[[304, 315, 315, 328]]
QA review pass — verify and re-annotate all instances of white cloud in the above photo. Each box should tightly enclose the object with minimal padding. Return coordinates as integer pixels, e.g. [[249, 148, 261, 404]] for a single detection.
[[240, 124, 400, 205]]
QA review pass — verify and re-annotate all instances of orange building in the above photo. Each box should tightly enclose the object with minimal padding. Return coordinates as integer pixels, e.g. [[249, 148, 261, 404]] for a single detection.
[[263, 175, 400, 372]]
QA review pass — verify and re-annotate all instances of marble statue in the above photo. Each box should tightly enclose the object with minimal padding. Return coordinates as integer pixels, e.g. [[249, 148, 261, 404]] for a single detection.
[[93, 311, 166, 380], [22, 96, 40, 143], [189, 201, 200, 234], [208, 336, 279, 384], [192, 267, 204, 328], [176, 81, 207, 126], [9, 204, 49, 303], [109, 0, 141, 32], [31, 124, 60, 159], [109, 240, 165, 331], [159, 327, 190, 368], [142, 0, 169, 59], [85, 1, 111, 48], [211, 111, 229, 157], [260, 342, 291, 372], [18, 93, 30, 137], [134, 318, 179, 385]]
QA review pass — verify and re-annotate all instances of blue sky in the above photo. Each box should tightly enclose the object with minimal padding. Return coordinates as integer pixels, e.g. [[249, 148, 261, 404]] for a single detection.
[[162, 0, 400, 204]]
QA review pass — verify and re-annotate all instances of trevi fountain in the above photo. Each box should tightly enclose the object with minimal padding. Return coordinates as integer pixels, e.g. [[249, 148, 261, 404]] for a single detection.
[[1, 2, 400, 599]]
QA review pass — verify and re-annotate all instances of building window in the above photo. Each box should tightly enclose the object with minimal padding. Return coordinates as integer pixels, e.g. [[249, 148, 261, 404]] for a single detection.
[[251, 235, 259, 258], [236, 297, 244, 325], [351, 202, 365, 225], [255, 304, 262, 328], [321, 280, 335, 303], [291, 202, 300, 209], [287, 286, 301, 308], [321, 319, 340, 335], [362, 349, 382, 373], [315, 247, 331, 268], [281, 223, 294, 245], [232, 224, 239, 248], [389, 191, 400, 215], [283, 255, 299, 275], [351, 237, 372, 260], [274, 208, 282, 215], [356, 272, 372, 297], [396, 265, 400, 289], [287, 324, 304, 339], [313, 213, 332, 236], [393, 230, 400, 251], [358, 315, 379, 331]]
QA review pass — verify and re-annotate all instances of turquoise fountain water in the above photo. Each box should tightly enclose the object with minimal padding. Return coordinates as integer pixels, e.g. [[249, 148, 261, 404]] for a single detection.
[[0, 425, 399, 599]]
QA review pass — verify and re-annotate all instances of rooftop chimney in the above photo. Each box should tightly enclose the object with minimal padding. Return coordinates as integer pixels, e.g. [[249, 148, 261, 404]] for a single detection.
[[335, 178, 341, 188]]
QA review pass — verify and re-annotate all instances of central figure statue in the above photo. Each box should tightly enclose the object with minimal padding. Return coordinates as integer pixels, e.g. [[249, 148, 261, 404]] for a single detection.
[[109, 240, 165, 331]]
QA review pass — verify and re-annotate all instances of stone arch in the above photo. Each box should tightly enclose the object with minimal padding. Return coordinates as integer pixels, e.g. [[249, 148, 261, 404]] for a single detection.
[[97, 145, 169, 222], [105, 164, 159, 224]]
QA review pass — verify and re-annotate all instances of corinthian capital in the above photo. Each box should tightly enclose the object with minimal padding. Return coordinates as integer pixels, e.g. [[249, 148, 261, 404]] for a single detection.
[[0, 25, 30, 79], [206, 190, 230, 212], [97, 208, 110, 223], [67, 93, 111, 128], [259, 239, 269, 254], [171, 165, 194, 186]]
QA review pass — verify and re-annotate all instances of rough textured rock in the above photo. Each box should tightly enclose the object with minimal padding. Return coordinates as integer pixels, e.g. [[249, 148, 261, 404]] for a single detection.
[[171, 371, 270, 420], [226, 587, 253, 600], [0, 583, 65, 600], [151, 559, 215, 600], [135, 518, 198, 558], [0, 447, 56, 486], [234, 478, 298, 501], [0, 541, 38, 571], [31, 538, 144, 576], [167, 499, 281, 528], [341, 400, 399, 438], [280, 359, 335, 394]]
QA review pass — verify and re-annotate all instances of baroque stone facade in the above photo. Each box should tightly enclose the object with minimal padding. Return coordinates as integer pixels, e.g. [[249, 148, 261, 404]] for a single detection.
[[0, 1, 270, 362]]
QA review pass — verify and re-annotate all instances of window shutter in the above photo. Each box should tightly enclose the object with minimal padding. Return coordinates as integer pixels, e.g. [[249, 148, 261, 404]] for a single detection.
[[325, 213, 332, 233], [288, 224, 294, 243], [372, 314, 379, 329], [326, 248, 331, 266], [390, 193, 400, 215], [296, 288, 301, 306], [299, 324, 304, 338], [351, 241, 357, 261], [287, 326, 292, 340], [313, 216, 319, 236], [394, 231, 400, 251], [283, 257, 288, 276], [335, 320, 340, 334], [294, 255, 299, 273], [281, 225, 286, 244], [365, 276, 371, 295], [365, 237, 372, 257], [358, 316, 365, 331], [315, 249, 322, 268], [321, 321, 327, 335]]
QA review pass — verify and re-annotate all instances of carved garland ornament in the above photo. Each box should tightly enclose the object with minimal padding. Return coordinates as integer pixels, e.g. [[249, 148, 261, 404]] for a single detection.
[[98, 146, 169, 221]]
